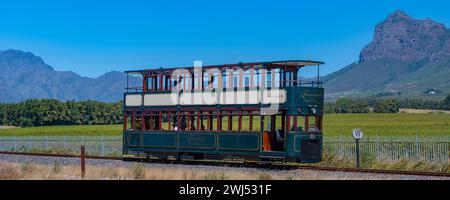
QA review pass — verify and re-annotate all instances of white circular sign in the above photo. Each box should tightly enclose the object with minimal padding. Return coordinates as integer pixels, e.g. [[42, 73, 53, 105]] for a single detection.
[[352, 129, 363, 139]]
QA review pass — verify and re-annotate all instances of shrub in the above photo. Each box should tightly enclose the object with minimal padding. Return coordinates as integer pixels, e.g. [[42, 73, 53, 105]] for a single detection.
[[204, 171, 228, 180], [130, 163, 146, 179]]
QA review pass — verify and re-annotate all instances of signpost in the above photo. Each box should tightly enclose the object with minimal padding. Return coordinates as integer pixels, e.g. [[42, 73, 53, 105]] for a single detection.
[[352, 129, 363, 168], [80, 145, 86, 178]]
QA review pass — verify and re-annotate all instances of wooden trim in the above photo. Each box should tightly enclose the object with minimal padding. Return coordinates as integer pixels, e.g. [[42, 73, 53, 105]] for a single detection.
[[123, 113, 127, 131], [141, 112, 145, 131], [132, 112, 136, 130]]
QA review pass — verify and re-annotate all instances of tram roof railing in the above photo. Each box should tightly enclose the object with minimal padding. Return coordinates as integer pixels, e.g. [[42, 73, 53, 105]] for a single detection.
[[124, 60, 324, 74]]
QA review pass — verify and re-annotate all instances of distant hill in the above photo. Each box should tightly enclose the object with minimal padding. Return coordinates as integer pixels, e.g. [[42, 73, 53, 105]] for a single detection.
[[0, 49, 140, 103], [2, 10, 450, 102], [324, 10, 450, 100]]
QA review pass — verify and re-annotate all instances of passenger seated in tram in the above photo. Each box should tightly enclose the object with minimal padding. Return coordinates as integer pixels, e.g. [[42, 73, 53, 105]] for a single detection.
[[180, 116, 187, 130], [276, 129, 284, 143], [190, 123, 196, 131], [291, 125, 303, 132]]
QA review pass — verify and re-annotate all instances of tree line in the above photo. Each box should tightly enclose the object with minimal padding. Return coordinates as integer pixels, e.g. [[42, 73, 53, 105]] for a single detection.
[[325, 95, 450, 113], [1, 95, 449, 127], [1, 99, 122, 127]]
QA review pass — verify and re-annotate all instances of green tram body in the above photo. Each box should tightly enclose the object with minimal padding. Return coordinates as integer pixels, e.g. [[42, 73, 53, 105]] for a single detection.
[[123, 60, 325, 163]]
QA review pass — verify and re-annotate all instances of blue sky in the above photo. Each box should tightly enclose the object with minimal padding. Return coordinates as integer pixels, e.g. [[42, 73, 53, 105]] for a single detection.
[[1, 0, 449, 78]]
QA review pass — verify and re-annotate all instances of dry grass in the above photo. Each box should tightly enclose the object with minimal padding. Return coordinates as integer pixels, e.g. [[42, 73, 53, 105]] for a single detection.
[[0, 161, 317, 180], [0, 160, 447, 180], [399, 109, 450, 114]]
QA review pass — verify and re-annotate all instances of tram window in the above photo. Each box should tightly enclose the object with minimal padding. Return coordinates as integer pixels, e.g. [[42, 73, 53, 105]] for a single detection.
[[211, 115, 218, 131], [261, 114, 281, 132], [193, 73, 200, 90], [232, 114, 239, 132], [144, 115, 161, 131], [266, 71, 272, 88], [296, 116, 306, 131], [162, 75, 169, 91], [255, 69, 261, 88], [241, 115, 250, 132], [147, 77, 153, 91], [306, 116, 320, 132], [252, 115, 261, 132], [285, 72, 292, 87], [125, 116, 132, 130], [147, 76, 161, 91], [161, 113, 170, 131], [135, 116, 142, 130], [197, 113, 208, 131], [233, 76, 238, 88], [203, 76, 210, 89], [272, 68, 281, 87], [275, 115, 283, 131], [287, 115, 304, 131], [144, 116, 153, 130], [172, 77, 179, 90], [172, 114, 180, 131], [187, 114, 197, 131], [222, 74, 227, 90], [243, 70, 251, 88], [220, 115, 228, 131]]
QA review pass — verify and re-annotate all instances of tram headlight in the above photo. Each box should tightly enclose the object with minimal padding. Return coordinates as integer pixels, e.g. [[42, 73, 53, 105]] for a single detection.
[[310, 107, 317, 114]]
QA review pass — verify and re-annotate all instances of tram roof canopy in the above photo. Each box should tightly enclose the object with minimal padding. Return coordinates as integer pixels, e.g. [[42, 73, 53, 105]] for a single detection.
[[125, 60, 324, 74]]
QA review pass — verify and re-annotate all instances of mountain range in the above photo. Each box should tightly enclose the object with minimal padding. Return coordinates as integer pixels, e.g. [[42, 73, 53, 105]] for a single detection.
[[1, 10, 449, 103], [0, 49, 140, 102], [323, 10, 450, 100]]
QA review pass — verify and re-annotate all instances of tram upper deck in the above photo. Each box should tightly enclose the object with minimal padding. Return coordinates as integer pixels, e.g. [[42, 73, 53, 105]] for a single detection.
[[124, 60, 324, 116]]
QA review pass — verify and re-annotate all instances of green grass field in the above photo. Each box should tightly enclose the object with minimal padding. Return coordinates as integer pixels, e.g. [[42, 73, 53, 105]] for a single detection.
[[0, 124, 122, 136], [324, 113, 450, 136], [1, 113, 449, 136]]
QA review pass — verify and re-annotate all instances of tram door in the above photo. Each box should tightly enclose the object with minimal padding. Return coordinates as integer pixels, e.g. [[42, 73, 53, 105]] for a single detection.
[[262, 114, 285, 152]]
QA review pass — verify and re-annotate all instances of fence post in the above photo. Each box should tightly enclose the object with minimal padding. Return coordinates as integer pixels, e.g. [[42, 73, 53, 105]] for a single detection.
[[101, 136, 105, 156], [45, 136, 49, 149], [63, 135, 67, 147], [28, 136, 32, 152], [13, 136, 16, 151], [80, 145, 86, 179], [415, 134, 419, 161], [356, 138, 360, 168], [376, 134, 380, 160]]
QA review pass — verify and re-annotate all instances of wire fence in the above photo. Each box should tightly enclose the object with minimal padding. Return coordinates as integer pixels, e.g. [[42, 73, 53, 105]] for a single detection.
[[0, 135, 448, 164], [0, 136, 122, 156], [324, 135, 449, 164]]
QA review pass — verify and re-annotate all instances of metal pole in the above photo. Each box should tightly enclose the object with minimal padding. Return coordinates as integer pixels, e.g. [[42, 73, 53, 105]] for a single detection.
[[13, 136, 16, 151], [45, 136, 49, 149], [80, 145, 86, 178], [101, 136, 105, 156], [356, 138, 360, 168], [28, 136, 32, 151]]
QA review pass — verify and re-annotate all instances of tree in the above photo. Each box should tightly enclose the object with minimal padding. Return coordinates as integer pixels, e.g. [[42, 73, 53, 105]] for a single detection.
[[0, 99, 124, 127], [443, 95, 450, 110], [373, 98, 399, 113], [332, 98, 370, 113]]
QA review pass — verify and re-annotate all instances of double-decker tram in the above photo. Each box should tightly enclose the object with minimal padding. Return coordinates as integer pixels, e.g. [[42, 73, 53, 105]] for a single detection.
[[123, 60, 325, 164]]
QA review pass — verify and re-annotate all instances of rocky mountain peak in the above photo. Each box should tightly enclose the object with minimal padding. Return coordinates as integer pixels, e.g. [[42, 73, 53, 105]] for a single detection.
[[387, 10, 412, 21], [359, 10, 449, 63], [0, 49, 54, 72]]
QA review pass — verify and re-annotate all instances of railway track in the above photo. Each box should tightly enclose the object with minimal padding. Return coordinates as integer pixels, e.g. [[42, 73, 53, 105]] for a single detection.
[[0, 151, 448, 178]]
